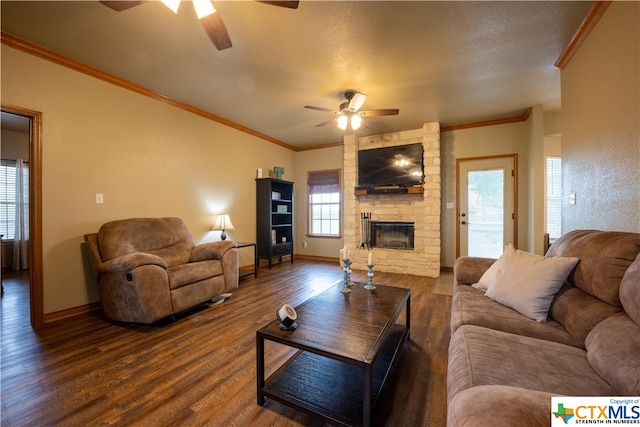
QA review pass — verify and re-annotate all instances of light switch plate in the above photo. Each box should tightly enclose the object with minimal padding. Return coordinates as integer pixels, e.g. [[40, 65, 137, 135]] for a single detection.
[[569, 193, 576, 205], [96, 193, 104, 204]]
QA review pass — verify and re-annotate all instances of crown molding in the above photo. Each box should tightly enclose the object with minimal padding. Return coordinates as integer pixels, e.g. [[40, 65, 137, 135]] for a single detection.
[[441, 107, 532, 132], [555, 1, 612, 70]]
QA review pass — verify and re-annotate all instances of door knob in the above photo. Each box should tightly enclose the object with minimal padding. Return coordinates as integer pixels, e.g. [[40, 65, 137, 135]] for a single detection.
[[461, 221, 467, 225]]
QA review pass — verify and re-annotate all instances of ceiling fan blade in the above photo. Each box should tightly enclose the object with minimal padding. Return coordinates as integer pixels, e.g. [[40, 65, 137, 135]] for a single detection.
[[315, 117, 339, 127], [361, 109, 400, 117], [255, 1, 300, 9], [99, 1, 145, 11], [199, 11, 232, 50], [304, 106, 339, 114], [348, 92, 367, 111]]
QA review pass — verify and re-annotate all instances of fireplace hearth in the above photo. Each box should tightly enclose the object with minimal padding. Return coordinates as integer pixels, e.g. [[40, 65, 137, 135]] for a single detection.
[[370, 221, 415, 250]]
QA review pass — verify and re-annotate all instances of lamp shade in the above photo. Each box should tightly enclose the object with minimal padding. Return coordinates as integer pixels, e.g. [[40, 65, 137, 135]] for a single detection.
[[213, 214, 235, 240], [213, 214, 235, 231]]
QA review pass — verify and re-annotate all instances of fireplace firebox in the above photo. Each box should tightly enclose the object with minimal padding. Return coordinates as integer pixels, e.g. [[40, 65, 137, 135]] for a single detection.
[[370, 221, 415, 250]]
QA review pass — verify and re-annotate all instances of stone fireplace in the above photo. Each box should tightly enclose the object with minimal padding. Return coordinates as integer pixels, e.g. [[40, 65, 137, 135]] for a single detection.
[[343, 123, 441, 277]]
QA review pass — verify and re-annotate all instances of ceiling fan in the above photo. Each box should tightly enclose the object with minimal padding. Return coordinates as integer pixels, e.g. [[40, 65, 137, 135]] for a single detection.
[[99, 0, 299, 51], [304, 91, 399, 131]]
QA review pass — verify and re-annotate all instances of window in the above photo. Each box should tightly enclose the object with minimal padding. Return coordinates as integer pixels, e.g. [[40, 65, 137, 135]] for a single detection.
[[1, 160, 17, 240], [308, 170, 341, 237], [546, 156, 562, 240]]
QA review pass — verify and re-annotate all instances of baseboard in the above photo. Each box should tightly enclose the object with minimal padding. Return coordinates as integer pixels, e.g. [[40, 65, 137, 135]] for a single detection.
[[293, 254, 339, 263], [43, 302, 102, 324]]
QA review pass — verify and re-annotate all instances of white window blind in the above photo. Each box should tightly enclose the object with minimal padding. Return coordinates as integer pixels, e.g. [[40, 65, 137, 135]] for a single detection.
[[308, 170, 341, 236], [546, 156, 562, 239]]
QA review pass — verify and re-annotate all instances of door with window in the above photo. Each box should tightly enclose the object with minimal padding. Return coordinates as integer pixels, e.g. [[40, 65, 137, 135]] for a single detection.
[[457, 155, 516, 258]]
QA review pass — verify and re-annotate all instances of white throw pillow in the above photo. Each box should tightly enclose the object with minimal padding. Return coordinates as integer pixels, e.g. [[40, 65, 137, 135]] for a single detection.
[[484, 248, 579, 322], [471, 244, 514, 291]]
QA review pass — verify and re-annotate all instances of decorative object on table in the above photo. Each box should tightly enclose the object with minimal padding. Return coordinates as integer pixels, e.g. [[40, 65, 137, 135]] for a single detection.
[[365, 251, 376, 290], [276, 303, 298, 330], [360, 212, 372, 249], [212, 214, 235, 240], [341, 246, 352, 293], [273, 166, 284, 179]]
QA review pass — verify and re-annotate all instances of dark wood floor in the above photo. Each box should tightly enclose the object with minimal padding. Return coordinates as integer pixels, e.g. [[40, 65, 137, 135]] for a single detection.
[[1, 260, 452, 427]]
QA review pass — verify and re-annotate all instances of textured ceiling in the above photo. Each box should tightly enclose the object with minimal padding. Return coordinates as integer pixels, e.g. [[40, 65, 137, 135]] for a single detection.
[[1, 1, 593, 148]]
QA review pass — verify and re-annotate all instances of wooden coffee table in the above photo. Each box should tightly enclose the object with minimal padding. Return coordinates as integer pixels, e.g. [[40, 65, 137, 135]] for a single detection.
[[256, 281, 411, 427]]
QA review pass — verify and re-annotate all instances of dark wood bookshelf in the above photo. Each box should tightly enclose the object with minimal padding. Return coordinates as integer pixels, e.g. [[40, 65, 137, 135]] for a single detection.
[[256, 178, 294, 269]]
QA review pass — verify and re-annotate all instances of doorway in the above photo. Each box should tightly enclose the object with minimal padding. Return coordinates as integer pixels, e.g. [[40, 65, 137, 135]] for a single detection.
[[1, 106, 44, 329], [456, 154, 517, 258]]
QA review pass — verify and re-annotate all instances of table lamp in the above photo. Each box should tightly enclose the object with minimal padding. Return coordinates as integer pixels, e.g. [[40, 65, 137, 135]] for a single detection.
[[213, 214, 235, 240]]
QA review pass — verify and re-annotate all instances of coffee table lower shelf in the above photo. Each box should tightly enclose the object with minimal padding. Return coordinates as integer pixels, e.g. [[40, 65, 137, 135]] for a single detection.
[[260, 325, 407, 427]]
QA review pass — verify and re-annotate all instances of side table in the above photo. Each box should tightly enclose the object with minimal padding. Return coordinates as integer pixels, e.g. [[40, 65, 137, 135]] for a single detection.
[[235, 242, 258, 279]]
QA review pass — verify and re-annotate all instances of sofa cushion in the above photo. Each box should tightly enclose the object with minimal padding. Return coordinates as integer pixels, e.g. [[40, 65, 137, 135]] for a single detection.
[[546, 230, 640, 307], [451, 284, 580, 347], [484, 247, 579, 322], [167, 260, 223, 290], [471, 245, 509, 291], [620, 253, 640, 325], [584, 254, 640, 396], [549, 284, 623, 347], [448, 385, 553, 427], [447, 325, 617, 401], [98, 217, 194, 267], [585, 313, 640, 395]]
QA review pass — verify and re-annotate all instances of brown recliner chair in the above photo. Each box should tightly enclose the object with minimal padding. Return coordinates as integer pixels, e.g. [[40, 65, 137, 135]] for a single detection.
[[84, 217, 238, 324]]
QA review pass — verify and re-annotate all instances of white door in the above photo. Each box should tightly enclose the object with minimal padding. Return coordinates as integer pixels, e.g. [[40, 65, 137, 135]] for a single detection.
[[457, 156, 516, 258]]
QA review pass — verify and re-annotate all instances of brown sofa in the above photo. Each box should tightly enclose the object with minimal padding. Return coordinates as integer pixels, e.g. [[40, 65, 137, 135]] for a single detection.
[[447, 230, 640, 427], [85, 217, 238, 324]]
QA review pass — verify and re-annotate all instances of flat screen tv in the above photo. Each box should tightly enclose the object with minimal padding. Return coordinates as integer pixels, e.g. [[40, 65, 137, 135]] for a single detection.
[[358, 143, 424, 187]]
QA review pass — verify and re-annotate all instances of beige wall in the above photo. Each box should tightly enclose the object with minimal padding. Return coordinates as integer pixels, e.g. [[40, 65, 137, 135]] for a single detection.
[[440, 121, 531, 267], [526, 105, 546, 254], [2, 45, 296, 313], [543, 110, 562, 136], [561, 1, 640, 232], [293, 146, 344, 259]]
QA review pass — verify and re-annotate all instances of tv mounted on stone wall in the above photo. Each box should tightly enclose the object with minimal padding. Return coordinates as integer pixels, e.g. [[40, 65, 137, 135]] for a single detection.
[[357, 143, 424, 188]]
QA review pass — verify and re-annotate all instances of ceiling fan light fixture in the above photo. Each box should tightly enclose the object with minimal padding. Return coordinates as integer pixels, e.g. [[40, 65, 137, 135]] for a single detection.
[[161, 0, 180, 13], [351, 114, 362, 130], [194, 0, 216, 19], [337, 114, 348, 130]]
